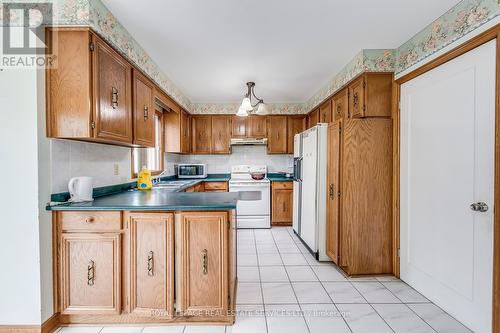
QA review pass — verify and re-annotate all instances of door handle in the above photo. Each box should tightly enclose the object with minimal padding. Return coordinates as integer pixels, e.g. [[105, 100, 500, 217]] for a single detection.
[[470, 202, 489, 212]]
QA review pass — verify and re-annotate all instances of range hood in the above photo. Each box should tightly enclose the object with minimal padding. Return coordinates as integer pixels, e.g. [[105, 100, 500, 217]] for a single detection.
[[230, 138, 268, 146]]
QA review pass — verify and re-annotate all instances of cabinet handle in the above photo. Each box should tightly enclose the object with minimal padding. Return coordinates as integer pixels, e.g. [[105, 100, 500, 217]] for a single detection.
[[87, 260, 95, 286], [201, 249, 208, 275], [329, 184, 335, 200], [147, 251, 154, 276], [111, 87, 118, 109], [144, 106, 149, 120]]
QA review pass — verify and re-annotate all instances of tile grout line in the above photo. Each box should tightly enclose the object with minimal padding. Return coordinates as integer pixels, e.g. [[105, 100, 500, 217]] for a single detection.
[[252, 229, 270, 333], [348, 281, 397, 333], [269, 227, 311, 333]]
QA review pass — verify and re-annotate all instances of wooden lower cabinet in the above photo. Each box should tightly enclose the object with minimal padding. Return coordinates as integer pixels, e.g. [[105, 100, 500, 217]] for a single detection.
[[203, 181, 228, 192], [271, 181, 293, 226], [176, 212, 229, 315], [126, 212, 174, 318], [55, 210, 235, 324], [60, 233, 121, 315], [326, 119, 393, 275]]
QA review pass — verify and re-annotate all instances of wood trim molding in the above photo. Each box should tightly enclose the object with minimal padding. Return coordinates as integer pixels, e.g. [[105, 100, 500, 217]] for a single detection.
[[0, 313, 61, 333], [394, 23, 500, 332]]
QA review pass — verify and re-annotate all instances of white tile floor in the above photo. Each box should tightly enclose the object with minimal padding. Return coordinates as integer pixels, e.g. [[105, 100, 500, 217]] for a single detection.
[[55, 227, 472, 333]]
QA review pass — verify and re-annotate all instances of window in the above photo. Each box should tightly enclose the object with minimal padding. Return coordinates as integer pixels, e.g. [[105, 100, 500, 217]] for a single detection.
[[132, 110, 164, 177]]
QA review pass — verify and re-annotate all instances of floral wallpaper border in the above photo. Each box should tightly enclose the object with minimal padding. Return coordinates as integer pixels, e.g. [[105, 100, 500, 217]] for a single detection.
[[5, 0, 498, 114], [396, 0, 500, 74]]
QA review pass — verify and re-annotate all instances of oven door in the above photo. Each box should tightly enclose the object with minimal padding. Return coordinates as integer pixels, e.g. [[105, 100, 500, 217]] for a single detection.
[[229, 182, 270, 216]]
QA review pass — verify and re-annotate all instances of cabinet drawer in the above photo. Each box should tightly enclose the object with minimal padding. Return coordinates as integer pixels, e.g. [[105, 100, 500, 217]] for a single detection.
[[203, 181, 228, 191], [272, 181, 293, 190], [59, 211, 122, 232]]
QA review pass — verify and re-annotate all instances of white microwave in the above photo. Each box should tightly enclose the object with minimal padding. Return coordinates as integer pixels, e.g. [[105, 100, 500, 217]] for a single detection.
[[176, 164, 207, 178]]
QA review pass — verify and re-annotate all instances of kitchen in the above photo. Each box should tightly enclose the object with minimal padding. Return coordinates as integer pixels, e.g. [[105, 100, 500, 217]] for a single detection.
[[1, 1, 499, 333]]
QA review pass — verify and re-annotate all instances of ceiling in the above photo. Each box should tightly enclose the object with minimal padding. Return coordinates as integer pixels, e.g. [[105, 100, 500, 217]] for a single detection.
[[102, 0, 459, 104]]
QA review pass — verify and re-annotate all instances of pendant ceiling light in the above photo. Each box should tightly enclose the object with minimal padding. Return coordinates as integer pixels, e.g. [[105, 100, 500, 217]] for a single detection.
[[237, 82, 267, 116]]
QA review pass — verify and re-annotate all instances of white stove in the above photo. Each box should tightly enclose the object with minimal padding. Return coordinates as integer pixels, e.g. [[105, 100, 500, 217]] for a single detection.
[[229, 165, 271, 229]]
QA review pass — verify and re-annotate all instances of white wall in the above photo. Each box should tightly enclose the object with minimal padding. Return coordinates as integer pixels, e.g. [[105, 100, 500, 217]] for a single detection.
[[0, 68, 43, 325], [180, 145, 294, 174]]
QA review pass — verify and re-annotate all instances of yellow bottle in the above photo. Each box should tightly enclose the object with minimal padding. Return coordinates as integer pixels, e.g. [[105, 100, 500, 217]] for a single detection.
[[137, 166, 152, 190]]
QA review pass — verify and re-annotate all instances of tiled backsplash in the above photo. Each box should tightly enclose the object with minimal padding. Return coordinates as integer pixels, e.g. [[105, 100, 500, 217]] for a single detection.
[[179, 146, 294, 174], [50, 140, 181, 193], [50, 141, 289, 193]]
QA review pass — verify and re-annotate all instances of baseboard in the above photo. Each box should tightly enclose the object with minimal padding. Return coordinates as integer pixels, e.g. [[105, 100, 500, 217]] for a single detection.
[[41, 313, 60, 333], [0, 313, 60, 333]]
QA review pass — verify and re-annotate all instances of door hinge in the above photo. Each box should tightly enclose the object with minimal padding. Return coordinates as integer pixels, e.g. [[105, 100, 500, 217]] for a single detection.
[[397, 248, 400, 257], [398, 101, 401, 111], [338, 190, 341, 197], [363, 105, 366, 112], [89, 42, 95, 52], [362, 82, 366, 88], [91, 121, 96, 129]]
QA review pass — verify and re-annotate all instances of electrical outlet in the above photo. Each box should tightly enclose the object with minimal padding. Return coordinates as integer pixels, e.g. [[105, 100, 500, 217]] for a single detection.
[[113, 164, 119, 176]]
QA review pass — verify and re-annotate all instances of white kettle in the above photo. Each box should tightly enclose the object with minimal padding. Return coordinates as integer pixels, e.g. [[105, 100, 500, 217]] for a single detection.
[[68, 177, 94, 202]]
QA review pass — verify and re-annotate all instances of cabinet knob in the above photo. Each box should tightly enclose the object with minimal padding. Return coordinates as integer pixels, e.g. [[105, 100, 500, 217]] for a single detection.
[[85, 217, 94, 223]]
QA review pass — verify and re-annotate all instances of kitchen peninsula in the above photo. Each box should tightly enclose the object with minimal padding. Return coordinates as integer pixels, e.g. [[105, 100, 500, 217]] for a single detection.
[[47, 182, 250, 325]]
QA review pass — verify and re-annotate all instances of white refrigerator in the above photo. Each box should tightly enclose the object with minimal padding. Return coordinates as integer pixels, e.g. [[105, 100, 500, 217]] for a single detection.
[[292, 124, 330, 261]]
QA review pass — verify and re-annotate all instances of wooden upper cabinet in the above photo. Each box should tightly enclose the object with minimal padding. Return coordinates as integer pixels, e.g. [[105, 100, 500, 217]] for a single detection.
[[127, 212, 174, 318], [348, 73, 392, 118], [319, 100, 332, 123], [287, 116, 305, 154], [267, 116, 288, 154], [248, 116, 267, 138], [191, 115, 212, 154], [46, 28, 93, 139], [211, 115, 232, 154], [326, 122, 341, 264], [231, 116, 247, 138], [180, 110, 191, 154], [92, 35, 133, 143], [333, 88, 348, 120], [177, 212, 228, 314], [60, 233, 121, 315], [133, 69, 155, 147], [307, 108, 319, 128]]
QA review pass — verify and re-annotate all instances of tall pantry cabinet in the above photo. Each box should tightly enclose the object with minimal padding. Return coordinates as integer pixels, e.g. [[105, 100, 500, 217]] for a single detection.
[[326, 73, 393, 276]]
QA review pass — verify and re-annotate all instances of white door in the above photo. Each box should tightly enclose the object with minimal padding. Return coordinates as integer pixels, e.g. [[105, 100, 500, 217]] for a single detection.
[[300, 128, 318, 251], [400, 40, 496, 333]]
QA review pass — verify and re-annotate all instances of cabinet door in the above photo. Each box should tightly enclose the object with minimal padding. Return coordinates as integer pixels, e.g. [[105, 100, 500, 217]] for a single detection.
[[128, 213, 174, 318], [248, 116, 267, 138], [348, 76, 365, 118], [92, 34, 133, 143], [267, 116, 287, 154], [191, 115, 212, 153], [60, 233, 121, 315], [319, 100, 332, 123], [177, 212, 228, 314], [181, 110, 191, 153], [231, 116, 247, 138], [211, 115, 232, 154], [308, 108, 319, 128], [333, 89, 348, 120], [272, 187, 293, 225], [287, 116, 305, 154], [326, 122, 341, 264], [133, 70, 155, 147]]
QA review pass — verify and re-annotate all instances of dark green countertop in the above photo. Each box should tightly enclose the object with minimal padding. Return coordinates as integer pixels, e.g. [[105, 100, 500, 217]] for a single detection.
[[267, 173, 294, 182], [48, 189, 261, 211]]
